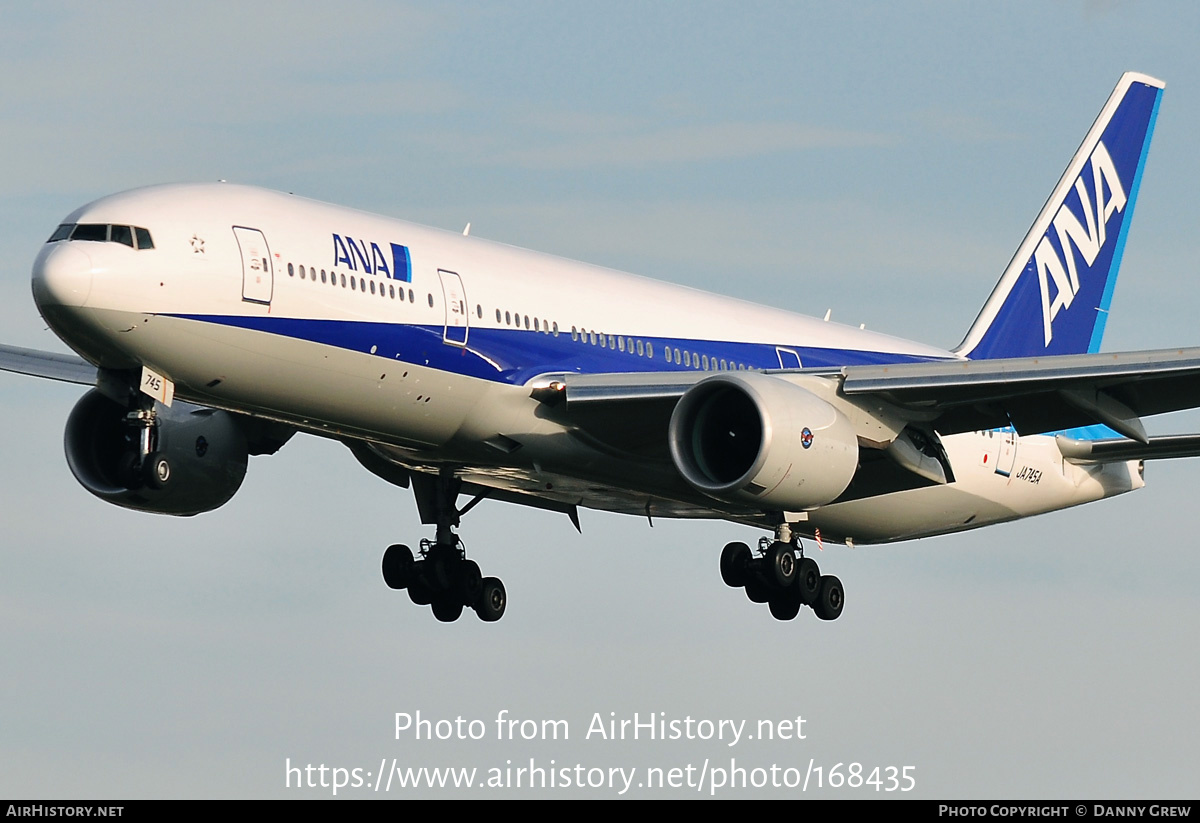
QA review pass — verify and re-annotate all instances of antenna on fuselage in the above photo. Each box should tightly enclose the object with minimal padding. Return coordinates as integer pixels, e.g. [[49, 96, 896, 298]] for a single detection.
[[463, 223, 471, 236]]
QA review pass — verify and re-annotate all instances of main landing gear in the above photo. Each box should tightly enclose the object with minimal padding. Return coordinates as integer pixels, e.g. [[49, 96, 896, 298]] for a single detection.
[[719, 526, 844, 621], [380, 470, 506, 622]]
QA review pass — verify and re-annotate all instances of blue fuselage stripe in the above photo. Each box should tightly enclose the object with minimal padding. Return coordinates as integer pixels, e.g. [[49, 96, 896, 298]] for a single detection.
[[167, 313, 947, 385]]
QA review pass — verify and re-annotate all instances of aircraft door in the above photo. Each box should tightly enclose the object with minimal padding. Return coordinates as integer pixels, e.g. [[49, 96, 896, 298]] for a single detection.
[[776, 347, 803, 369], [438, 269, 468, 346], [233, 226, 273, 305], [994, 428, 1018, 477]]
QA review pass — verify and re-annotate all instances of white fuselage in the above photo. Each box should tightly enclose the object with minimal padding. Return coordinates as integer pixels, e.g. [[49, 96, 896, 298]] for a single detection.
[[30, 183, 1143, 544]]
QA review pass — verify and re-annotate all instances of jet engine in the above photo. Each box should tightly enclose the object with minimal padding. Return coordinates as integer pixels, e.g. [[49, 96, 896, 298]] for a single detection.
[[64, 389, 250, 516], [668, 373, 859, 511]]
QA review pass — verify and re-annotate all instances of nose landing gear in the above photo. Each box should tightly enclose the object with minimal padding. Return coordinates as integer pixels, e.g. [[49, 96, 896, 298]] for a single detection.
[[116, 403, 172, 490]]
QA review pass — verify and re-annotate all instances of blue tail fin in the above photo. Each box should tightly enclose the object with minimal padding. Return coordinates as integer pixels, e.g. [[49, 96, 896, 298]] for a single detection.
[[956, 72, 1164, 360]]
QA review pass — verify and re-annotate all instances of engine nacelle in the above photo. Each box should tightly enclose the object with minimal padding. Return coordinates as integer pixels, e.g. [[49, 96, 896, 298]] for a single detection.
[[65, 389, 249, 516], [668, 373, 859, 511]]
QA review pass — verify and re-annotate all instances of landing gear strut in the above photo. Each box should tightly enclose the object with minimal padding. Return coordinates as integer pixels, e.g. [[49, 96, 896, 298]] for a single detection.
[[380, 470, 507, 622], [116, 400, 171, 490], [719, 524, 844, 621]]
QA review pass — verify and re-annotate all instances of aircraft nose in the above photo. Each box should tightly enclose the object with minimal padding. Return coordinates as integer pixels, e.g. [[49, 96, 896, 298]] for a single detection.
[[32, 242, 93, 309]]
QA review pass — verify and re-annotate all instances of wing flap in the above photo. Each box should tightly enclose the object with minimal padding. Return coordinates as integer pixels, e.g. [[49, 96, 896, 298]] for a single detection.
[[533, 371, 708, 406]]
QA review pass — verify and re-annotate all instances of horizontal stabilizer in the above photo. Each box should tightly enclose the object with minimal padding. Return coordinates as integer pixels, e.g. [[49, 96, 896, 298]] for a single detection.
[[1056, 433, 1200, 463]]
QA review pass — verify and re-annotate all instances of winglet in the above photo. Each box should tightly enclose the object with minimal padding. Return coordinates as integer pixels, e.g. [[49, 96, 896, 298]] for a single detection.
[[956, 72, 1164, 360]]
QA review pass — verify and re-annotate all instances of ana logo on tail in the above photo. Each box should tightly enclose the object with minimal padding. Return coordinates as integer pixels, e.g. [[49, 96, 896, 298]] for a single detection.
[[955, 73, 1162, 361], [1036, 141, 1126, 346]]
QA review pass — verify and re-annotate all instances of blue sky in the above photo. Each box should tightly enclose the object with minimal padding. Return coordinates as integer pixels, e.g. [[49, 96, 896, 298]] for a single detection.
[[1, 2, 1197, 797]]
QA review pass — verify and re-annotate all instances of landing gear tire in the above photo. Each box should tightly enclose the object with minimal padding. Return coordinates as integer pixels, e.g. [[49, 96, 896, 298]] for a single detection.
[[407, 571, 434, 606], [813, 574, 845, 621], [720, 542, 751, 588], [382, 544, 414, 590], [745, 577, 771, 604], [458, 559, 483, 605], [766, 540, 796, 589], [768, 587, 803, 621], [427, 546, 458, 592], [431, 597, 463, 622], [796, 557, 821, 605], [143, 453, 171, 489], [475, 577, 506, 622]]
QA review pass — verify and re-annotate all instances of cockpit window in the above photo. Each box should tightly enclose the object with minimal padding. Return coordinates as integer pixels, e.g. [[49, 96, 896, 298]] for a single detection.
[[47, 224, 73, 242], [110, 225, 134, 248], [46, 222, 155, 250], [71, 224, 108, 242]]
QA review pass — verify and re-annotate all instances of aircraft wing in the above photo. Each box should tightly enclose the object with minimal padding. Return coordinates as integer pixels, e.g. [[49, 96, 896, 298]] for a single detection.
[[839, 346, 1200, 442], [0, 343, 97, 386], [544, 346, 1200, 446], [11, 337, 1200, 457]]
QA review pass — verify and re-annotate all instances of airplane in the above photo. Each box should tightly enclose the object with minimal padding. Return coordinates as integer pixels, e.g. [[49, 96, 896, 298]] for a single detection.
[[3, 71, 1196, 625]]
